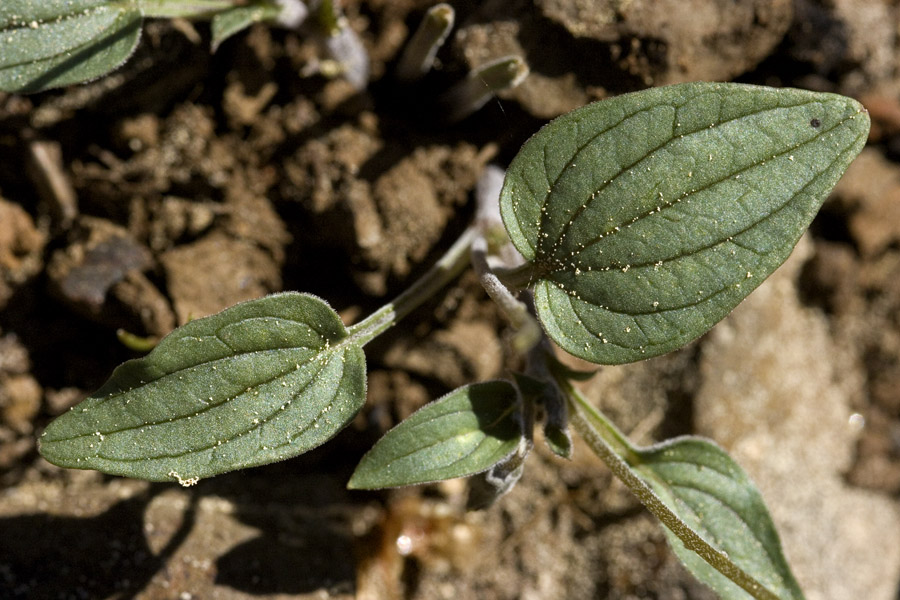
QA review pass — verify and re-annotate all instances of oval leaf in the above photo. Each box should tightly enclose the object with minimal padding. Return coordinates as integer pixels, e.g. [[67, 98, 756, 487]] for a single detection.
[[0, 0, 142, 94], [633, 438, 803, 599], [39, 292, 366, 484], [348, 381, 522, 489], [500, 82, 870, 364]]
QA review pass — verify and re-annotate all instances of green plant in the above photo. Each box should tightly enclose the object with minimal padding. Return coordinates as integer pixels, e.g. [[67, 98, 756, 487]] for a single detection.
[[0, 1, 527, 119], [0, 0, 361, 93], [34, 81, 869, 598]]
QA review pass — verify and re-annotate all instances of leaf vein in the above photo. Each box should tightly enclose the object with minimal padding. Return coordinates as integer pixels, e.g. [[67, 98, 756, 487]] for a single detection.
[[541, 99, 827, 256], [567, 108, 856, 264]]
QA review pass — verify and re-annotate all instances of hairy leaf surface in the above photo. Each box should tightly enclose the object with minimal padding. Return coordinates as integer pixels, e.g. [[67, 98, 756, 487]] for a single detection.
[[40, 293, 366, 484], [0, 0, 142, 93], [634, 438, 804, 599], [348, 381, 522, 489], [500, 82, 869, 364], [568, 386, 803, 599]]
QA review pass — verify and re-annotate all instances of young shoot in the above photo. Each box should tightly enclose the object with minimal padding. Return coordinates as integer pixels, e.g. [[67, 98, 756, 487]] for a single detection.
[[38, 82, 870, 600]]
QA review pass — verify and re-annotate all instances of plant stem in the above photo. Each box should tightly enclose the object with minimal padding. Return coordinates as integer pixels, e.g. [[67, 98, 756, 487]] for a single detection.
[[560, 376, 780, 600], [492, 261, 540, 290], [348, 226, 477, 345], [442, 56, 529, 122], [471, 234, 542, 354], [138, 0, 235, 19], [395, 3, 455, 82]]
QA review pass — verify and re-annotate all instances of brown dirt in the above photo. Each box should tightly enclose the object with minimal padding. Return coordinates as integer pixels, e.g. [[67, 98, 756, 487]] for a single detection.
[[2, 1, 900, 599]]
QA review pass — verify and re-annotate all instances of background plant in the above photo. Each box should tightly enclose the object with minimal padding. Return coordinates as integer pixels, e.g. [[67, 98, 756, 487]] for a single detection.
[[0, 0, 354, 93]]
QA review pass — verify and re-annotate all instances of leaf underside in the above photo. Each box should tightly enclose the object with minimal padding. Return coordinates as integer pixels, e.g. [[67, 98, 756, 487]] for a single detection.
[[0, 1, 142, 93], [633, 437, 804, 599], [348, 381, 522, 489], [500, 82, 870, 364], [39, 293, 366, 484]]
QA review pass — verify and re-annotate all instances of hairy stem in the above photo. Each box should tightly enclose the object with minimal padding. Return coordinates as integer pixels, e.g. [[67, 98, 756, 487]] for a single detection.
[[348, 226, 477, 345], [560, 376, 780, 600], [471, 234, 542, 353]]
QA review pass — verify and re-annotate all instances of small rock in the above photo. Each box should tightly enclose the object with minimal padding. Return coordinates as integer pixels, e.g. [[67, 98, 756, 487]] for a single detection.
[[47, 218, 153, 317], [160, 232, 282, 323], [0, 374, 42, 434]]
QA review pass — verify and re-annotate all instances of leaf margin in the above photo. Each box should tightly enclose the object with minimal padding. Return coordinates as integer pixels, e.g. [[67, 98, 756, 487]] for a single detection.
[[500, 82, 870, 365], [39, 292, 368, 484], [348, 380, 524, 490]]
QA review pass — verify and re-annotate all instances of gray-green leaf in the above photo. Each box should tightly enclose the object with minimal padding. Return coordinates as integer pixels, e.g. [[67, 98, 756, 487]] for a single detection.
[[210, 3, 281, 51], [634, 438, 804, 599], [348, 381, 523, 489], [0, 0, 142, 93], [39, 292, 366, 484], [500, 82, 869, 364], [566, 383, 803, 599]]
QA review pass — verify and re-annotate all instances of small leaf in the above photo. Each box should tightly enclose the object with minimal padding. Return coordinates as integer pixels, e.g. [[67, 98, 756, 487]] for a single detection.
[[40, 293, 366, 484], [0, 0, 143, 93], [543, 423, 572, 459], [348, 381, 523, 489], [500, 82, 869, 364], [210, 3, 281, 52], [566, 384, 803, 599], [512, 372, 571, 458], [633, 438, 804, 599]]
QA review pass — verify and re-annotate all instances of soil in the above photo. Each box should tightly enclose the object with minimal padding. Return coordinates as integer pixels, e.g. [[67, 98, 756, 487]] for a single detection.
[[2, 1, 900, 599]]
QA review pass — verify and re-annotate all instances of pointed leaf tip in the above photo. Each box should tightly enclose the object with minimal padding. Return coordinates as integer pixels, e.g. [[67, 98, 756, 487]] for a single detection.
[[500, 82, 869, 364], [348, 381, 523, 489], [635, 437, 805, 599], [40, 292, 367, 483]]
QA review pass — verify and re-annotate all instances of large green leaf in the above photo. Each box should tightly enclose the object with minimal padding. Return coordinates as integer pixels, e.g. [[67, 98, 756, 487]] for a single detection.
[[633, 438, 804, 599], [0, 0, 142, 93], [40, 293, 366, 484], [566, 384, 803, 599], [500, 82, 869, 364], [348, 381, 523, 489]]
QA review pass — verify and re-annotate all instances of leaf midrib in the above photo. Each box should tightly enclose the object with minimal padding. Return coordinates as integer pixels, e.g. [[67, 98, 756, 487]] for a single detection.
[[354, 401, 519, 485], [545, 124, 862, 331], [0, 5, 139, 69], [532, 96, 835, 262], [564, 111, 862, 270], [56, 347, 333, 443], [93, 351, 352, 463]]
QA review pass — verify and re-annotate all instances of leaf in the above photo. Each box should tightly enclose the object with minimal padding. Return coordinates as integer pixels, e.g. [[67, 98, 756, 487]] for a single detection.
[[512, 372, 571, 459], [500, 82, 870, 364], [39, 292, 367, 484], [137, 0, 236, 19], [210, 4, 281, 52], [566, 385, 803, 599], [633, 437, 804, 599], [0, 0, 143, 93], [348, 381, 523, 489]]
